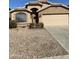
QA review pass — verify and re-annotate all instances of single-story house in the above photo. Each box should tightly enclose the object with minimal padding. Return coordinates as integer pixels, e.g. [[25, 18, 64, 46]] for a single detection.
[[9, 0, 69, 27]]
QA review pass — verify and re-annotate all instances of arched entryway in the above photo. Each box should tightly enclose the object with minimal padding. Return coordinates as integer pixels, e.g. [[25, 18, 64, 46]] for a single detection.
[[16, 13, 26, 22], [31, 8, 38, 13], [30, 8, 39, 24]]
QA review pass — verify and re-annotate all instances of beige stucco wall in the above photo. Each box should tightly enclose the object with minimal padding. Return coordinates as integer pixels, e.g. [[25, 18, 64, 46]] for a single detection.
[[10, 5, 69, 27], [39, 6, 69, 14], [42, 14, 69, 26], [11, 11, 32, 23]]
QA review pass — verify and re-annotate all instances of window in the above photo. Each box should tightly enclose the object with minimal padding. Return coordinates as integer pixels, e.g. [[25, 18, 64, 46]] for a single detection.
[[16, 13, 26, 22]]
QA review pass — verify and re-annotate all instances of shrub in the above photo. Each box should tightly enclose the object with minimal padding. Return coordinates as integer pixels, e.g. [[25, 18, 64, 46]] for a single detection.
[[28, 23, 34, 29], [28, 22, 44, 29], [9, 20, 17, 28], [39, 22, 44, 28]]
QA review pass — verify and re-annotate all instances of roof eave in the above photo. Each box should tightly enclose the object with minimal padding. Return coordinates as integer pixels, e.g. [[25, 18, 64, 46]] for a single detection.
[[9, 8, 31, 13]]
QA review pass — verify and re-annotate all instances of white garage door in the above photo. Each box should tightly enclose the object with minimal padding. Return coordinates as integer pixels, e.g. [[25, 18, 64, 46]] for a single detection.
[[42, 14, 69, 26]]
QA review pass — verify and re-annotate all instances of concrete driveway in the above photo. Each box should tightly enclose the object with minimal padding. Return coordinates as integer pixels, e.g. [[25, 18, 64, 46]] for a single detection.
[[45, 25, 69, 52]]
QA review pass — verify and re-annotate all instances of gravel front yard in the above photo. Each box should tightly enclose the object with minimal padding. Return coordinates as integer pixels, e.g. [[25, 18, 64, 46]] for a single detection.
[[9, 28, 68, 59]]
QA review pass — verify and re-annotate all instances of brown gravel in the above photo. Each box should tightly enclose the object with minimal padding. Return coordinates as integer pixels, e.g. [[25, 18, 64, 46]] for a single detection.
[[9, 27, 68, 59]]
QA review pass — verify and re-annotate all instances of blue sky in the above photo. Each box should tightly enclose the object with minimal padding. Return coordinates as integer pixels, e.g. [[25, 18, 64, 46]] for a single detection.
[[9, 0, 69, 9]]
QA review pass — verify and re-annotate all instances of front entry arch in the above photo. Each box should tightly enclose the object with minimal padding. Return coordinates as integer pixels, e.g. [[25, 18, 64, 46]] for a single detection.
[[30, 8, 39, 24]]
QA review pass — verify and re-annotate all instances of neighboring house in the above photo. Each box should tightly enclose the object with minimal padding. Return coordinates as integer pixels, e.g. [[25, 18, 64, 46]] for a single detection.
[[9, 0, 69, 27]]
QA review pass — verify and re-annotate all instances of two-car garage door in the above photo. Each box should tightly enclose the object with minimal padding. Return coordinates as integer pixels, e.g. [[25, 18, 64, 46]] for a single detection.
[[42, 14, 69, 26]]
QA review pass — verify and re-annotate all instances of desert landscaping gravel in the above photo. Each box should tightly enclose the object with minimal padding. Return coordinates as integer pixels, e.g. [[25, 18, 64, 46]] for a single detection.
[[9, 27, 68, 59]]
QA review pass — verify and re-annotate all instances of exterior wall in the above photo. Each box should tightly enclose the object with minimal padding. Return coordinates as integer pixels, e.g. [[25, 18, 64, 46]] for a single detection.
[[39, 6, 69, 14], [42, 14, 69, 26], [39, 14, 42, 22], [10, 5, 69, 27], [11, 12, 16, 20], [11, 11, 32, 23], [27, 13, 32, 23]]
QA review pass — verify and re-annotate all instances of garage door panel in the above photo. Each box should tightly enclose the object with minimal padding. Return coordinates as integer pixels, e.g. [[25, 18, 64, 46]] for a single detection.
[[42, 14, 68, 26]]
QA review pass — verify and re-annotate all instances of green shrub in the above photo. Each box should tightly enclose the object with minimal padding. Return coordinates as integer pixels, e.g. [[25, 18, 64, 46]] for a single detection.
[[9, 20, 17, 28]]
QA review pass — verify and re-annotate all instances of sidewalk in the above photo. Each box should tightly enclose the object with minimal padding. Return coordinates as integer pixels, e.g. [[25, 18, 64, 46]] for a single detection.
[[39, 55, 69, 59]]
